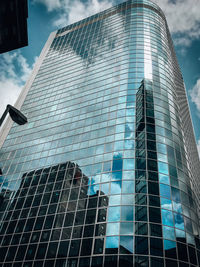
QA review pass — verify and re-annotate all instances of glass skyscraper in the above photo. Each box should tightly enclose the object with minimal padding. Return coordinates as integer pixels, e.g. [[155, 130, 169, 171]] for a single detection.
[[0, 0, 200, 266]]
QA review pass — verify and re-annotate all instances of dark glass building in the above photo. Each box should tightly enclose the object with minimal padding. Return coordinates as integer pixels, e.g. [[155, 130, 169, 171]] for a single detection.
[[0, 0, 28, 53], [0, 0, 200, 266]]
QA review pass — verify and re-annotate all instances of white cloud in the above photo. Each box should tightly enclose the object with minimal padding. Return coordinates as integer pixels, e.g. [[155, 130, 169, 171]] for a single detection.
[[34, 0, 200, 46], [189, 78, 200, 113], [34, 0, 114, 27], [55, 0, 114, 27], [189, 79, 200, 157], [33, 0, 61, 11], [0, 52, 36, 117], [197, 139, 200, 157], [153, 0, 200, 46]]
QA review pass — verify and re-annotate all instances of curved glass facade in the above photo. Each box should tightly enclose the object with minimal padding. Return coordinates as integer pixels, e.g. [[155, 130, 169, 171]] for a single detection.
[[0, 0, 200, 266]]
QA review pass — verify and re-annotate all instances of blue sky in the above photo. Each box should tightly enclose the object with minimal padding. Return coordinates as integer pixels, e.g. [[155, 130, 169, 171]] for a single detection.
[[0, 0, 200, 153]]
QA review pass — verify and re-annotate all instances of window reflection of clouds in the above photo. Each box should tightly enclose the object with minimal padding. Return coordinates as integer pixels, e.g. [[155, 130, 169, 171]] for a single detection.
[[108, 206, 120, 222], [109, 195, 121, 206], [160, 184, 171, 199], [186, 233, 195, 246], [100, 183, 110, 195], [123, 158, 135, 170], [171, 187, 181, 203], [172, 201, 182, 213], [161, 197, 172, 210], [101, 173, 111, 183], [106, 223, 120, 236], [174, 212, 184, 230], [163, 226, 175, 240], [175, 228, 185, 239], [184, 216, 193, 233], [122, 181, 134, 194], [124, 139, 135, 149], [157, 153, 167, 163], [164, 239, 176, 250], [161, 209, 174, 227], [123, 170, 134, 180], [159, 173, 170, 185], [110, 181, 121, 195], [120, 222, 133, 235], [121, 194, 134, 205], [121, 206, 133, 221], [114, 141, 123, 151], [158, 161, 168, 175], [106, 235, 119, 249]]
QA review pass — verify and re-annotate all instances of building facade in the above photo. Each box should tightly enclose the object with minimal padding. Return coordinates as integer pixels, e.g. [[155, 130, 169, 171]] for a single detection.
[[0, 0, 200, 266], [0, 0, 28, 54]]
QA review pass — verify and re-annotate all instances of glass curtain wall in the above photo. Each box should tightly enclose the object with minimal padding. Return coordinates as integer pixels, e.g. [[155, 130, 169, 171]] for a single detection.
[[0, 0, 200, 266]]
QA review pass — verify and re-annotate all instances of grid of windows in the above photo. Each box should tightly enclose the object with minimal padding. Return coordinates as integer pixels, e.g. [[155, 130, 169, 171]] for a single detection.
[[0, 0, 200, 266]]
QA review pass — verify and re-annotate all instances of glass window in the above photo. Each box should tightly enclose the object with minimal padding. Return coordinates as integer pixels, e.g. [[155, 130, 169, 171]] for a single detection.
[[41, 230, 51, 242], [163, 226, 175, 240], [160, 184, 171, 199], [81, 238, 93, 256], [123, 159, 135, 170], [174, 212, 184, 230], [104, 255, 118, 266], [135, 222, 148, 235], [119, 255, 133, 267], [6, 246, 18, 261], [171, 187, 180, 203], [34, 217, 44, 230], [91, 257, 103, 267], [135, 236, 148, 255], [150, 223, 162, 237], [95, 223, 106, 237], [149, 195, 160, 207], [97, 208, 107, 223], [79, 257, 90, 267], [44, 216, 54, 229], [121, 206, 134, 221], [147, 160, 157, 171], [149, 207, 161, 223], [106, 223, 120, 236], [120, 236, 133, 254], [112, 158, 123, 171], [161, 197, 172, 210], [94, 238, 104, 254], [188, 246, 197, 265], [122, 181, 134, 193], [69, 239, 80, 257], [136, 180, 146, 194], [105, 236, 119, 249], [120, 222, 133, 235], [46, 242, 58, 258], [175, 228, 186, 239], [135, 256, 149, 267], [164, 240, 177, 259], [108, 206, 120, 222], [158, 162, 168, 175], [161, 209, 174, 227], [36, 243, 48, 259], [25, 244, 37, 260], [150, 238, 163, 256], [159, 173, 170, 184], [148, 182, 159, 196], [150, 257, 164, 267], [177, 242, 188, 262], [109, 195, 121, 206]]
